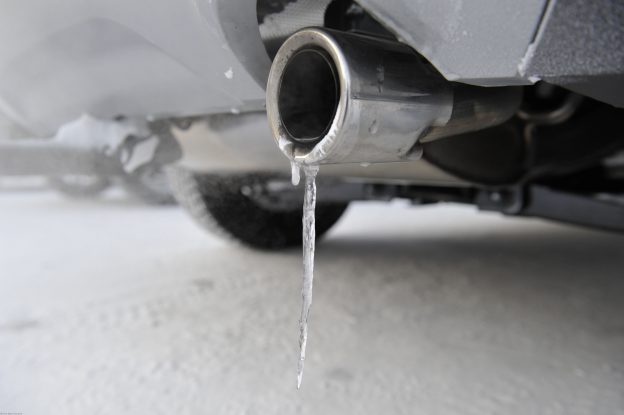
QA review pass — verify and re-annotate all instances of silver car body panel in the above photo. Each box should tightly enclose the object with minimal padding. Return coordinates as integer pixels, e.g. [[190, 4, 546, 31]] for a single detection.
[[0, 0, 267, 136], [0, 0, 621, 138]]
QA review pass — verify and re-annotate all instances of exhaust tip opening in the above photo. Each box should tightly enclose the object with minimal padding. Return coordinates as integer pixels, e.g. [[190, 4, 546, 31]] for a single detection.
[[277, 48, 340, 145]]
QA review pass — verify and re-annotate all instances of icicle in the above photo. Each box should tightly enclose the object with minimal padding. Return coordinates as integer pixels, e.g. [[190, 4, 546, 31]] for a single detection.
[[291, 160, 301, 186], [297, 164, 319, 389]]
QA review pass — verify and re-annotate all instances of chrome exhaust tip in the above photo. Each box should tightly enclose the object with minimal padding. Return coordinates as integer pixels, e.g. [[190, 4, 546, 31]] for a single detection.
[[267, 28, 520, 165]]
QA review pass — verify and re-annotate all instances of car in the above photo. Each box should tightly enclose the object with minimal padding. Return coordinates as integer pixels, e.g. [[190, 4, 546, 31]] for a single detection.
[[1, 0, 622, 248]]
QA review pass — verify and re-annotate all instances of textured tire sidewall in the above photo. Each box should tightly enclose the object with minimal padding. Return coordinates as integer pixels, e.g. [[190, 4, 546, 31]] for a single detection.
[[121, 166, 176, 205], [167, 168, 347, 249]]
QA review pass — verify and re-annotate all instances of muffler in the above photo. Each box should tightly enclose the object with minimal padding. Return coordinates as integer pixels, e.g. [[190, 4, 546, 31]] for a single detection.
[[266, 28, 521, 165]]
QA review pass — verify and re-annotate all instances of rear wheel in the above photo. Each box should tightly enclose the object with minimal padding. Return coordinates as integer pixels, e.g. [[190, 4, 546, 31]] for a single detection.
[[48, 175, 110, 198], [120, 165, 176, 205], [168, 168, 348, 249]]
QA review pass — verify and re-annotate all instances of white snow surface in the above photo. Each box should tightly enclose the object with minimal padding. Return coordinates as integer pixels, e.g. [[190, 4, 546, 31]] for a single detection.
[[0, 191, 623, 415]]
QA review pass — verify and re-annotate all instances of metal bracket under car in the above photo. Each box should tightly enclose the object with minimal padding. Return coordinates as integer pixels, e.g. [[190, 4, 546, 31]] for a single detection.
[[0, 114, 181, 202], [476, 186, 624, 233], [0, 114, 180, 177], [245, 178, 624, 233]]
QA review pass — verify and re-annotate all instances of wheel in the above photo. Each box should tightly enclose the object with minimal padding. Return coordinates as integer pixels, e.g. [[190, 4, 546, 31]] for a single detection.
[[167, 168, 348, 249], [48, 175, 110, 198], [120, 165, 176, 205]]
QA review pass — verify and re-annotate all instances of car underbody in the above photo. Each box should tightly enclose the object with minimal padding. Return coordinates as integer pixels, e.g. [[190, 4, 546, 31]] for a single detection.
[[1, 0, 623, 246]]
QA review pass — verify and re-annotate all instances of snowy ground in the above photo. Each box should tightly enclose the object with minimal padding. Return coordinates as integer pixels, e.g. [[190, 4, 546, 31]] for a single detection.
[[0, 189, 623, 415]]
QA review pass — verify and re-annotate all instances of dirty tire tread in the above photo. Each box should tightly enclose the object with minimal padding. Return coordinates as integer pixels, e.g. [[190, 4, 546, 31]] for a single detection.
[[167, 167, 235, 243], [120, 168, 176, 206]]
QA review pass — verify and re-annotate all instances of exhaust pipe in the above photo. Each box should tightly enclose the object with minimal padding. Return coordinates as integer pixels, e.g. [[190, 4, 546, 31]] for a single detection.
[[266, 28, 521, 165]]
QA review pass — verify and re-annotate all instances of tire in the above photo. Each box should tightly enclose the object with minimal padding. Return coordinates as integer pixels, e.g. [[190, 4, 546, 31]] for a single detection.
[[120, 165, 176, 205], [48, 175, 110, 198], [167, 168, 348, 249]]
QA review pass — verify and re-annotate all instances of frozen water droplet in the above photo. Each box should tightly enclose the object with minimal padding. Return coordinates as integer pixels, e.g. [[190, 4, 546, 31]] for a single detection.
[[297, 164, 319, 389], [360, 162, 371, 167], [291, 161, 301, 186], [230, 107, 240, 114], [240, 185, 252, 196], [224, 67, 234, 79]]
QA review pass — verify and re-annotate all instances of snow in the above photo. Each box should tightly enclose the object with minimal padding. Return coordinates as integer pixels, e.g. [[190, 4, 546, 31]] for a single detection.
[[0, 190, 623, 414]]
